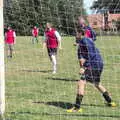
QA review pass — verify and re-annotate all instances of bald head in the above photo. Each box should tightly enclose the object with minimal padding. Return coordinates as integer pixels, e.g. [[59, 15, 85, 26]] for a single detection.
[[78, 16, 85, 23], [78, 16, 88, 27]]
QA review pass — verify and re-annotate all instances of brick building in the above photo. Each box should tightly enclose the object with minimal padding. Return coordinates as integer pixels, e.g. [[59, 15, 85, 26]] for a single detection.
[[87, 14, 120, 29]]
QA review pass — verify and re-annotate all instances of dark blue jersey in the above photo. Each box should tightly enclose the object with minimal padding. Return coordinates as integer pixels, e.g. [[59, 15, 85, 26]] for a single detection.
[[83, 26, 97, 41], [77, 37, 103, 69]]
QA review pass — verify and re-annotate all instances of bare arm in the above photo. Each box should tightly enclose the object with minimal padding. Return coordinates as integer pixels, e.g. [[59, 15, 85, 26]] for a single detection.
[[32, 29, 34, 36], [55, 31, 62, 49], [13, 31, 16, 44], [43, 33, 47, 49]]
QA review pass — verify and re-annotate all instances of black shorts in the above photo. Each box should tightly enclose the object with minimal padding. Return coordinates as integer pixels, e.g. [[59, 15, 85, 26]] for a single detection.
[[80, 68, 103, 84], [47, 48, 57, 56]]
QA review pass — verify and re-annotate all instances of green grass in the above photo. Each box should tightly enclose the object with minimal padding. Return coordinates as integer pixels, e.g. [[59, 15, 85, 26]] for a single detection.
[[5, 36, 120, 120]]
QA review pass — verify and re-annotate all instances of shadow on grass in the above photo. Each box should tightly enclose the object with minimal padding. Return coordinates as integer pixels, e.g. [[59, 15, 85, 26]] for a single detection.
[[10, 101, 120, 118], [33, 101, 104, 109], [33, 101, 74, 109], [21, 69, 52, 73], [46, 77, 78, 82]]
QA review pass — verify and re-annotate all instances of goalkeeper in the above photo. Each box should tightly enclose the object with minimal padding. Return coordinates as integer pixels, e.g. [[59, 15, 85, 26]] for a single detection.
[[67, 28, 116, 112]]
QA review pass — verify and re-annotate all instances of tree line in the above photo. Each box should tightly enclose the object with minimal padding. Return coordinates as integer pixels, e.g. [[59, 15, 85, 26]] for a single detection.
[[91, 0, 120, 14], [4, 0, 86, 35]]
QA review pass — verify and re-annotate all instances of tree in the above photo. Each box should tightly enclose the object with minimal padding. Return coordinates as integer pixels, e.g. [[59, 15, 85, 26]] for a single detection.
[[4, 0, 86, 35], [91, 0, 120, 14]]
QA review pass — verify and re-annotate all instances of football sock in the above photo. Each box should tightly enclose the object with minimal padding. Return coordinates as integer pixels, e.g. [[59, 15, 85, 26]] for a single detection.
[[103, 91, 112, 103], [75, 94, 83, 109], [51, 55, 57, 71]]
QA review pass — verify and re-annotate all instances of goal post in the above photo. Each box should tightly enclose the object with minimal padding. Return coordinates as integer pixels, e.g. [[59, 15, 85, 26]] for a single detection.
[[0, 0, 5, 116]]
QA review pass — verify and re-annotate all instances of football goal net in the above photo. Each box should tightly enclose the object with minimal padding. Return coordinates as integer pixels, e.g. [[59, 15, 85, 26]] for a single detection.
[[1, 0, 120, 120]]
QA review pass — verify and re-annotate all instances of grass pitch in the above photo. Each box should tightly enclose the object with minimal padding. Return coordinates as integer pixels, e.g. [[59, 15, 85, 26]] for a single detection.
[[5, 36, 120, 120]]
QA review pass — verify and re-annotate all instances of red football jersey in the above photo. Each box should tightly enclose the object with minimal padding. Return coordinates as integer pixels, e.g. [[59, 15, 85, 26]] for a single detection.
[[45, 29, 58, 48], [32, 28, 39, 37], [5, 30, 15, 44], [85, 29, 91, 38]]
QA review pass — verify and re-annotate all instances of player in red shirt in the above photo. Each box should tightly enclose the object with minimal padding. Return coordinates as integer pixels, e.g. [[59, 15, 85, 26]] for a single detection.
[[78, 16, 96, 41], [5, 26, 16, 58], [32, 26, 39, 44], [74, 16, 96, 46], [43, 23, 62, 74]]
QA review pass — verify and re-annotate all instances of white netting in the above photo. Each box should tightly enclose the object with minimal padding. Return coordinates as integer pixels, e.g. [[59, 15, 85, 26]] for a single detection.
[[3, 0, 120, 120]]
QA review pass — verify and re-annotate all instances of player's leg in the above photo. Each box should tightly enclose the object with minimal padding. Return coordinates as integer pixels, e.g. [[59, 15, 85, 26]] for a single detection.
[[47, 48, 52, 61], [67, 80, 86, 112], [9, 44, 13, 58], [95, 83, 116, 107], [32, 36, 35, 44], [67, 69, 90, 112], [36, 36, 38, 43], [93, 70, 116, 107], [51, 48, 57, 74], [74, 69, 91, 109], [75, 80, 86, 108], [51, 54, 57, 74], [7, 44, 10, 57], [47, 48, 57, 74], [7, 44, 12, 58]]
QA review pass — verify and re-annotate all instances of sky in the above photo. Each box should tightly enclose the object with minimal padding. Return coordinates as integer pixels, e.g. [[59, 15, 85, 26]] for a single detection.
[[84, 0, 95, 14]]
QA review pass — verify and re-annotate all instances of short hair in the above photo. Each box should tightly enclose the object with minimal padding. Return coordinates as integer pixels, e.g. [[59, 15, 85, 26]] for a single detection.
[[46, 22, 53, 27], [7, 26, 12, 29], [76, 27, 85, 36]]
